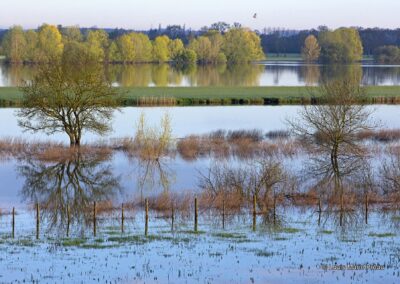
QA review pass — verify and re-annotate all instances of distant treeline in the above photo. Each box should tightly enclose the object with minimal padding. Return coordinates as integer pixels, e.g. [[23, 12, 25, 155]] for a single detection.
[[0, 23, 264, 65], [260, 27, 400, 56], [1, 22, 400, 64]]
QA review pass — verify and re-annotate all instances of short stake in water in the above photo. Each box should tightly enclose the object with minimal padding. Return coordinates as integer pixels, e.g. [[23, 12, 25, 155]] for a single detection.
[[66, 204, 70, 237], [145, 199, 149, 236], [222, 198, 225, 230], [171, 202, 175, 232], [93, 202, 97, 237], [252, 195, 257, 231], [12, 207, 15, 239], [36, 203, 40, 240], [121, 203, 125, 233], [194, 197, 198, 233]]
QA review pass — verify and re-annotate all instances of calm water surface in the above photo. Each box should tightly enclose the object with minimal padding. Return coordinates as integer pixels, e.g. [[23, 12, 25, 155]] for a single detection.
[[1, 62, 400, 87]]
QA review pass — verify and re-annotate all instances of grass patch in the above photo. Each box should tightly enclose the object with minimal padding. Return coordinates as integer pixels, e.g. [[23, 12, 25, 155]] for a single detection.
[[81, 243, 117, 249], [341, 239, 358, 243], [107, 235, 143, 243], [61, 238, 87, 247], [178, 230, 206, 235], [16, 239, 35, 247], [212, 232, 246, 239], [274, 237, 289, 241], [277, 227, 303, 234], [368, 232, 396, 238], [2, 86, 400, 107], [250, 249, 275, 257]]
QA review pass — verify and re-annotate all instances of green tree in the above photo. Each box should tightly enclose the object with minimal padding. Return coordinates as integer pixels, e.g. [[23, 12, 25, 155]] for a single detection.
[[153, 35, 171, 63], [2, 26, 27, 63], [129, 32, 153, 62], [18, 52, 119, 146], [24, 30, 39, 62], [62, 41, 99, 63], [116, 34, 135, 63], [374, 46, 400, 63], [108, 41, 121, 62], [319, 28, 363, 63], [189, 36, 212, 63], [61, 26, 83, 43], [37, 24, 64, 61], [302, 35, 320, 62], [206, 31, 225, 63], [222, 28, 265, 63], [87, 30, 109, 62], [174, 48, 197, 66], [168, 38, 184, 60]]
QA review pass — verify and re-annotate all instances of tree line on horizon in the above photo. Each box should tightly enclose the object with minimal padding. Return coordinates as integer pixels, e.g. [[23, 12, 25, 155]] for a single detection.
[[1, 22, 399, 65], [0, 24, 265, 65]]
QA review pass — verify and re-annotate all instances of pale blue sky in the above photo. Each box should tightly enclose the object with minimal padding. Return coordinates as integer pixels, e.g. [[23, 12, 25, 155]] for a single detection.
[[1, 0, 399, 30]]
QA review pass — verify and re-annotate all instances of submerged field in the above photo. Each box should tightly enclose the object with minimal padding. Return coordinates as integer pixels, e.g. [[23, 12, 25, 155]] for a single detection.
[[1, 86, 400, 106], [0, 207, 398, 283]]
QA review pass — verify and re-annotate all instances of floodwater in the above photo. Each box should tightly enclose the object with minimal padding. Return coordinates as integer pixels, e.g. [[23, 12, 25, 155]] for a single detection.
[[0, 105, 399, 283], [0, 105, 399, 143], [1, 62, 400, 87]]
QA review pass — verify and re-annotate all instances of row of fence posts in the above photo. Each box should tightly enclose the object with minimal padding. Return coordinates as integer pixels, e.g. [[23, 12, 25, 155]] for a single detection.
[[5, 195, 276, 239], [3, 192, 373, 239]]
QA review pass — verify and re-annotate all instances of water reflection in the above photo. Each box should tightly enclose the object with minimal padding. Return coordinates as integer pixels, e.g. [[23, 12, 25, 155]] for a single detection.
[[2, 62, 400, 87], [18, 151, 121, 234]]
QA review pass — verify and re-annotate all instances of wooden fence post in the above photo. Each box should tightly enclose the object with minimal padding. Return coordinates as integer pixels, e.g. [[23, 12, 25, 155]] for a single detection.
[[145, 199, 149, 236], [36, 203, 40, 240], [252, 195, 257, 231], [365, 193, 369, 225], [222, 198, 225, 230], [194, 197, 198, 233], [121, 203, 125, 233], [93, 202, 97, 237], [318, 197, 322, 226], [12, 207, 15, 239], [171, 202, 175, 232], [273, 190, 277, 225], [66, 204, 70, 237]]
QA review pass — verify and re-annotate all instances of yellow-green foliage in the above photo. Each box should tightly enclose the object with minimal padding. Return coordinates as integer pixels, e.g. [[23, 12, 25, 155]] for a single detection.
[[1, 24, 265, 65], [37, 24, 64, 61], [319, 28, 363, 63], [222, 28, 265, 63], [153, 36, 171, 63], [134, 112, 172, 159], [302, 35, 320, 62]]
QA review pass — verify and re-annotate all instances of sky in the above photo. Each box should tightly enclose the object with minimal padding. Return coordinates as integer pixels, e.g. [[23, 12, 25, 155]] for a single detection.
[[0, 0, 399, 30]]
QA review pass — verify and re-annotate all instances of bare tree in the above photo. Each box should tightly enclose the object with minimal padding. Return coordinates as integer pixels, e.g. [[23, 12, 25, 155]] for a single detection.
[[18, 54, 119, 147], [381, 147, 400, 205], [289, 78, 376, 222]]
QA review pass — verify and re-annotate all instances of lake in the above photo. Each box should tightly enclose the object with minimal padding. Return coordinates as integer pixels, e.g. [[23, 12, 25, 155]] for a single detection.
[[1, 62, 400, 87]]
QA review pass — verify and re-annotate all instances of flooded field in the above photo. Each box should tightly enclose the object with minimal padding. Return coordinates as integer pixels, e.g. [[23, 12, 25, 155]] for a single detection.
[[0, 102, 399, 283], [0, 206, 398, 283], [0, 105, 399, 143]]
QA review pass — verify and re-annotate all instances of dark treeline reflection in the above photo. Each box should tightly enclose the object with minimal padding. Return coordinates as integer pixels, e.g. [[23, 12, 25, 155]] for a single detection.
[[2, 63, 400, 87], [18, 151, 121, 235]]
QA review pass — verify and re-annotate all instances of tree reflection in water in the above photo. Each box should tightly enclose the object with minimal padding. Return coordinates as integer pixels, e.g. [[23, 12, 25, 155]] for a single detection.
[[18, 150, 121, 235]]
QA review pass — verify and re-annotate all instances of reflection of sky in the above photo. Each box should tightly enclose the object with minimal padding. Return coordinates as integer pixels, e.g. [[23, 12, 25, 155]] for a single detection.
[[1, 106, 400, 144], [2, 63, 400, 87]]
